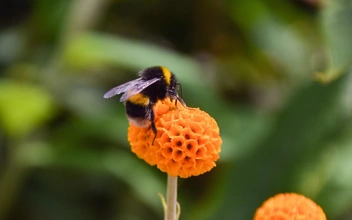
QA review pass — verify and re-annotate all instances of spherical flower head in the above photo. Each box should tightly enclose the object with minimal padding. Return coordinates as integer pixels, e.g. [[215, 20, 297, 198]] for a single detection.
[[254, 193, 326, 220], [128, 99, 222, 178]]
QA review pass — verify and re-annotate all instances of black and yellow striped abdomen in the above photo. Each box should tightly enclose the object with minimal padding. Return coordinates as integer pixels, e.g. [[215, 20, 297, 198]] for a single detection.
[[125, 93, 152, 128]]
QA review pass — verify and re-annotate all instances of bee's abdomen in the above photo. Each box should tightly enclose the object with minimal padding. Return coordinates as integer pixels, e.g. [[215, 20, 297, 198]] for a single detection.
[[125, 101, 152, 128], [125, 101, 149, 118]]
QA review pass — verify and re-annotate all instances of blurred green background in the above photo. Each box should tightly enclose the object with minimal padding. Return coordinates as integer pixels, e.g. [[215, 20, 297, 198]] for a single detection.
[[1, 0, 352, 219]]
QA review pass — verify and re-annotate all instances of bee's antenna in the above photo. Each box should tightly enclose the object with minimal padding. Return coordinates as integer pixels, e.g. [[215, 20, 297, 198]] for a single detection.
[[174, 82, 188, 108], [176, 82, 184, 98]]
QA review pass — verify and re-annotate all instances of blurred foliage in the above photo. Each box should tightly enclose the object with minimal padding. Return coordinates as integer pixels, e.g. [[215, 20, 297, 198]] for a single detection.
[[1, 0, 352, 219]]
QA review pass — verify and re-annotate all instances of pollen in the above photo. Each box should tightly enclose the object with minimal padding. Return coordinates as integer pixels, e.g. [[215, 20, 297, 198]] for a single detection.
[[254, 193, 327, 220], [127, 99, 222, 178]]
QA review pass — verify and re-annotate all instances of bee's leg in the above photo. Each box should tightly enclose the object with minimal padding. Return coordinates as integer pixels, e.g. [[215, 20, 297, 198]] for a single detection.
[[171, 96, 182, 110], [149, 105, 157, 145], [175, 96, 188, 110], [151, 121, 157, 145], [174, 98, 179, 108]]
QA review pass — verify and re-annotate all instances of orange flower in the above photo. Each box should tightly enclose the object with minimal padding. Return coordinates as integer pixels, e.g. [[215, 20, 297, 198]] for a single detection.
[[254, 193, 326, 220], [128, 99, 222, 178]]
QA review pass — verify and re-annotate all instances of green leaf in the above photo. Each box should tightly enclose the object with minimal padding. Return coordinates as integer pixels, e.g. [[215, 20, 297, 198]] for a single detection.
[[319, 0, 352, 82], [0, 80, 56, 137], [63, 32, 201, 77]]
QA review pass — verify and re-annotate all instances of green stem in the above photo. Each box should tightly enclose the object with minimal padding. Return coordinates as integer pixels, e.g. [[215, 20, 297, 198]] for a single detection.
[[165, 175, 178, 220]]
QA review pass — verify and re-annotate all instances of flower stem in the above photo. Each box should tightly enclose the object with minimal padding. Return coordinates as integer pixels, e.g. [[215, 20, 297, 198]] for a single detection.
[[165, 175, 178, 220]]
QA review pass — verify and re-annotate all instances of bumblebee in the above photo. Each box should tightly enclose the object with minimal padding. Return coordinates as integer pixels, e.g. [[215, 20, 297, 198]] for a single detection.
[[104, 66, 187, 143]]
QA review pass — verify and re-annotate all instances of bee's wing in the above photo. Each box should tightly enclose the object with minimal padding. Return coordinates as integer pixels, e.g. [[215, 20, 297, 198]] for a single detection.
[[103, 77, 161, 102], [104, 78, 143, 99], [119, 77, 161, 102]]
